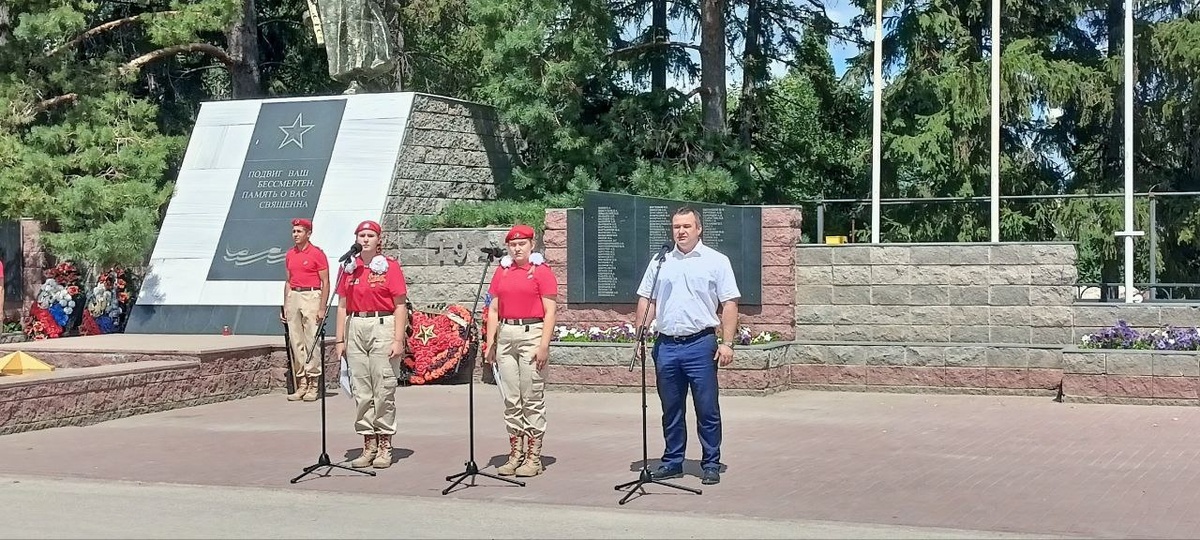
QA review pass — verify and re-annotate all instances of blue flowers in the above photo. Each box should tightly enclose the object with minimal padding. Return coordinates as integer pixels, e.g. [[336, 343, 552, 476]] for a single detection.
[[48, 304, 67, 327], [1081, 320, 1200, 351], [94, 314, 118, 334]]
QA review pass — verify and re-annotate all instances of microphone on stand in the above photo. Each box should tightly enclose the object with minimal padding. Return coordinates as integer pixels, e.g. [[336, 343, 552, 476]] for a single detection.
[[480, 246, 506, 259], [337, 243, 363, 264], [656, 242, 674, 261]]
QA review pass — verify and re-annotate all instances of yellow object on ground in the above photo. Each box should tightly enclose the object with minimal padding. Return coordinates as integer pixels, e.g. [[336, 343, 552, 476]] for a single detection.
[[0, 351, 55, 375]]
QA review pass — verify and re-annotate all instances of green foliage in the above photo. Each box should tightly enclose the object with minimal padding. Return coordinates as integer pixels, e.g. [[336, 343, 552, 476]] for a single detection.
[[0, 0, 193, 269]]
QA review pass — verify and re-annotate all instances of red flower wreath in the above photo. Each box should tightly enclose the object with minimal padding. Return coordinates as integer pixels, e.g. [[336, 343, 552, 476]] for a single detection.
[[78, 310, 102, 336], [25, 304, 62, 340], [402, 304, 475, 385]]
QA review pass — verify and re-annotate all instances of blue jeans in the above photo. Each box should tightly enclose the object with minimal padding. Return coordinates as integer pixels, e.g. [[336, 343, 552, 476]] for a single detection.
[[652, 332, 722, 471]]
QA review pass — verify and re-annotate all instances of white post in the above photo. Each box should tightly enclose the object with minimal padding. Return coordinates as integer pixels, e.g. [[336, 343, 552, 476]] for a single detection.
[[1118, 0, 1142, 303], [989, 0, 1001, 243], [870, 0, 883, 244]]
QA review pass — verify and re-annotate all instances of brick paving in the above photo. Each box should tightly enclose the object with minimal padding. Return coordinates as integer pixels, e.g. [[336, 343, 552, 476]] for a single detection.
[[2, 385, 1200, 538]]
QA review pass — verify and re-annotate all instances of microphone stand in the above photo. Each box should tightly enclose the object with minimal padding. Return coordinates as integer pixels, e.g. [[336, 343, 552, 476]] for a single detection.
[[442, 249, 525, 494], [614, 247, 701, 505], [291, 286, 376, 483]]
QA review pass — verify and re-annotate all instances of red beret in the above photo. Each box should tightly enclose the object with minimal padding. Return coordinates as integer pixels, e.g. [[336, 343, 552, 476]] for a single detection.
[[291, 218, 312, 231], [505, 224, 535, 243], [355, 220, 382, 235]]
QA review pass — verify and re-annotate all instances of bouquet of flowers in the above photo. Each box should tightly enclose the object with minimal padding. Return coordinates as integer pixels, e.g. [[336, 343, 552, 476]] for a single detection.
[[84, 266, 138, 335], [25, 261, 84, 340]]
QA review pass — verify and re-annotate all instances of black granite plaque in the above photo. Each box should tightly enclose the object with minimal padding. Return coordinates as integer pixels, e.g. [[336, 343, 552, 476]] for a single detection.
[[0, 220, 22, 305], [207, 99, 347, 281], [567, 191, 762, 305]]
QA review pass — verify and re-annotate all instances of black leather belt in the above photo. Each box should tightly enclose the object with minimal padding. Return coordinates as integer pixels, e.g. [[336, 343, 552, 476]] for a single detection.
[[502, 318, 543, 325], [658, 327, 715, 344], [290, 287, 319, 292], [350, 311, 392, 317]]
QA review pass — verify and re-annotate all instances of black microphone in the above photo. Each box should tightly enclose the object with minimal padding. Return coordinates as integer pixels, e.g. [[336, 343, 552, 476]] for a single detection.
[[656, 242, 673, 261], [338, 242, 363, 264], [480, 246, 505, 258]]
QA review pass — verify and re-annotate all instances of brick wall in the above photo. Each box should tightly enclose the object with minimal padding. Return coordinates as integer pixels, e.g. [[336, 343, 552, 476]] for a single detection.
[[543, 207, 803, 339]]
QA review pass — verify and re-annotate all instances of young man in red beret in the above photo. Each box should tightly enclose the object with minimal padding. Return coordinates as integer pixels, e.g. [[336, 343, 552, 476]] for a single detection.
[[282, 218, 330, 402], [482, 224, 558, 477]]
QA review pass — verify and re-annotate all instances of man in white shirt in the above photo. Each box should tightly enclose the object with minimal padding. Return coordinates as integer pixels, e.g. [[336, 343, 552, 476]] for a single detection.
[[634, 206, 740, 485]]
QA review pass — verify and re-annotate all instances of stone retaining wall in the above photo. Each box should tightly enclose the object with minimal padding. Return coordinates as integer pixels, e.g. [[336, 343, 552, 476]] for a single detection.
[[795, 243, 1079, 344], [1062, 348, 1200, 405], [543, 341, 1063, 396], [0, 341, 340, 435], [0, 350, 277, 435]]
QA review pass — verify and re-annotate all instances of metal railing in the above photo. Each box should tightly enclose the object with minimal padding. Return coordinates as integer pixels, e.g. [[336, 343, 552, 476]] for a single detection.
[[802, 190, 1200, 302]]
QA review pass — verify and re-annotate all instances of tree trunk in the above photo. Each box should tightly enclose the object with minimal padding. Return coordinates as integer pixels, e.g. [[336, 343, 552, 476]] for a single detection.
[[738, 0, 761, 147], [393, 0, 405, 91], [1105, 0, 1122, 189], [651, 0, 667, 92], [226, 0, 262, 98], [0, 3, 10, 46], [699, 0, 726, 135]]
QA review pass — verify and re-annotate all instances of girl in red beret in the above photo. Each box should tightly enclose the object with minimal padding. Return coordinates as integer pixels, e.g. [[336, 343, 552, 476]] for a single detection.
[[333, 220, 410, 469], [483, 224, 558, 477]]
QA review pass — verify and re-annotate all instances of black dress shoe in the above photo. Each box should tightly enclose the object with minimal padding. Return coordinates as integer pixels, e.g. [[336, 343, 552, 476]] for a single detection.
[[650, 465, 683, 480], [701, 469, 720, 485]]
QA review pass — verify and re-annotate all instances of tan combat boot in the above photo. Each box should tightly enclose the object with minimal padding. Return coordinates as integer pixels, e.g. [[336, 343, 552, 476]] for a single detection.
[[372, 435, 393, 469], [350, 434, 377, 468], [514, 435, 543, 477], [496, 434, 525, 476], [287, 376, 307, 401], [302, 376, 319, 401]]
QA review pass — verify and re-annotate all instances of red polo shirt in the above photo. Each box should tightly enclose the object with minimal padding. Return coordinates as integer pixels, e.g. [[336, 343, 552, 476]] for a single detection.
[[488, 262, 557, 319], [336, 256, 407, 312], [285, 244, 329, 288]]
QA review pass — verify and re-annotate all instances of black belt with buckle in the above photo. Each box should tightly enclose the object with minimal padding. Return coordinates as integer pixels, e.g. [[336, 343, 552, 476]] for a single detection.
[[502, 318, 543, 325], [290, 286, 319, 292], [350, 311, 392, 318], [658, 327, 716, 344]]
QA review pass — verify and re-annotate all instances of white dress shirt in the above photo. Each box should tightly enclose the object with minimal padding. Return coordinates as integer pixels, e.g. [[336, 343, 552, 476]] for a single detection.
[[636, 240, 741, 337]]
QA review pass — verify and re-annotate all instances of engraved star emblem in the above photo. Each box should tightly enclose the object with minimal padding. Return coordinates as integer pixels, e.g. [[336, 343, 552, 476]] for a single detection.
[[278, 113, 314, 149], [415, 325, 436, 345]]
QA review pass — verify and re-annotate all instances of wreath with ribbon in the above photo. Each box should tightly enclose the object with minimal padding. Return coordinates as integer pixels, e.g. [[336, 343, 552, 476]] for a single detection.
[[400, 304, 476, 385]]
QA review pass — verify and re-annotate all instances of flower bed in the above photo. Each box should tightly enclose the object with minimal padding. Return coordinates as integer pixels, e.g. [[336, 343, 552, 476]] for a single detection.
[[553, 323, 781, 346], [1080, 320, 1200, 351]]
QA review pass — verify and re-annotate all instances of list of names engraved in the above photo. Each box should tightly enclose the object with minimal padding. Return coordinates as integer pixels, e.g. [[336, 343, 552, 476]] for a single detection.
[[647, 205, 670, 254], [594, 206, 624, 297], [701, 208, 726, 247], [572, 191, 763, 305]]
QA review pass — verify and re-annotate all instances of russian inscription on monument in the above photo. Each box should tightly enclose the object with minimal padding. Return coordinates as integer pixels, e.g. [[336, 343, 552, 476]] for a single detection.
[[207, 99, 347, 281], [567, 191, 762, 305]]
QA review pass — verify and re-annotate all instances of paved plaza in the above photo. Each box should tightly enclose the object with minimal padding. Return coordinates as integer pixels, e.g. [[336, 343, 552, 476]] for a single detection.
[[2, 384, 1199, 538]]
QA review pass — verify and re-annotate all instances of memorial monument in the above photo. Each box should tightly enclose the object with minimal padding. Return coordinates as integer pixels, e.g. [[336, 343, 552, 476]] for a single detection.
[[566, 191, 763, 306], [126, 92, 518, 335], [305, 0, 396, 94]]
